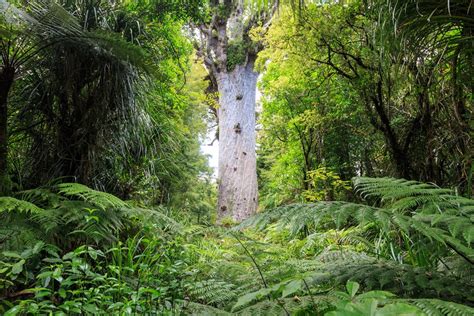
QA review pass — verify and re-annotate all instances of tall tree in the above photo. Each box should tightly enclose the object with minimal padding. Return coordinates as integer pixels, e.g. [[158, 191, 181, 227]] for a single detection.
[[196, 1, 275, 221]]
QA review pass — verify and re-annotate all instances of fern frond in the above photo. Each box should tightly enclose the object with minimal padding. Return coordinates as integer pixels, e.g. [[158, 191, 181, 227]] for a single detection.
[[0, 197, 43, 213], [240, 177, 474, 264], [186, 279, 238, 306], [124, 206, 182, 232], [307, 253, 474, 303], [235, 295, 319, 315], [56, 183, 127, 209], [406, 299, 474, 316], [353, 177, 474, 215], [237, 202, 375, 236], [174, 300, 231, 315], [18, 188, 64, 208]]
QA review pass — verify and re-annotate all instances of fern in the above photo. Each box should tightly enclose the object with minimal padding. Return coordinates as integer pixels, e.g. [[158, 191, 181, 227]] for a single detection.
[[235, 296, 317, 315], [354, 177, 474, 218], [57, 183, 127, 209], [1, 183, 182, 250], [224, 178, 474, 313], [186, 279, 238, 306], [0, 197, 45, 249], [124, 206, 182, 232], [406, 299, 474, 316], [0, 197, 43, 213], [174, 300, 231, 315], [238, 177, 474, 265], [305, 250, 474, 303]]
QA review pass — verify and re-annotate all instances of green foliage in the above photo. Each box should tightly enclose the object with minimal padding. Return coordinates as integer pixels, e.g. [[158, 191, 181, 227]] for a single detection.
[[217, 177, 474, 313], [257, 0, 473, 203], [0, 197, 41, 213], [309, 253, 474, 302], [0, 183, 182, 252], [216, 3, 233, 19], [240, 177, 474, 266], [226, 40, 248, 71], [2, 178, 473, 315], [0, 184, 191, 314], [303, 167, 351, 202], [2, 241, 187, 315], [1, 0, 473, 315], [407, 299, 474, 316], [256, 5, 372, 207], [186, 279, 238, 306], [326, 281, 424, 316], [2, 0, 214, 209]]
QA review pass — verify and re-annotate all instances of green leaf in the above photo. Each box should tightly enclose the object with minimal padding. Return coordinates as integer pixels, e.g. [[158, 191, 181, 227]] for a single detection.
[[233, 292, 261, 310], [2, 251, 22, 259], [36, 271, 53, 279], [376, 303, 424, 316], [5, 305, 23, 316], [282, 279, 302, 298], [357, 291, 396, 301], [32, 241, 45, 254], [88, 249, 98, 260], [62, 252, 75, 260], [59, 288, 67, 299], [346, 281, 360, 298], [11, 259, 25, 275], [83, 304, 99, 313]]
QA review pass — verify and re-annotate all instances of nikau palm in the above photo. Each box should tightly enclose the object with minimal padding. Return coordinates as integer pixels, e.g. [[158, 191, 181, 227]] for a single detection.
[[1, 0, 152, 191], [0, 1, 59, 193]]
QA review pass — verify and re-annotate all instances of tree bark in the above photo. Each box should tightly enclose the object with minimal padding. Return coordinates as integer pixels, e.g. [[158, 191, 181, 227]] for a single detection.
[[196, 1, 271, 221], [0, 66, 15, 194], [216, 60, 258, 221]]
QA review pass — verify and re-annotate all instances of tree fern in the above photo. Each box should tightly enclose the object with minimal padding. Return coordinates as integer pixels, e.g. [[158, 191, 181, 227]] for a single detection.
[[57, 183, 127, 210], [307, 253, 474, 303], [185, 279, 238, 306], [124, 206, 182, 233], [353, 177, 474, 214], [0, 197, 42, 214], [238, 177, 474, 265], [406, 299, 474, 316], [1, 183, 181, 250]]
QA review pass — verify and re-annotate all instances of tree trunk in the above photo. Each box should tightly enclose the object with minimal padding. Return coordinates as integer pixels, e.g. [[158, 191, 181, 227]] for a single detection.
[[0, 66, 15, 194], [216, 61, 258, 221]]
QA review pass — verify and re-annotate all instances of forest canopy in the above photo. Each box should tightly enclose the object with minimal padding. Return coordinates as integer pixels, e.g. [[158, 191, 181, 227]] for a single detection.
[[0, 0, 472, 315]]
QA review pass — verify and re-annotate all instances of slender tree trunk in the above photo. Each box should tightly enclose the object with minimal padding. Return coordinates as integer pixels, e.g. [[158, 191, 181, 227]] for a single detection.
[[0, 66, 14, 194], [217, 61, 258, 221]]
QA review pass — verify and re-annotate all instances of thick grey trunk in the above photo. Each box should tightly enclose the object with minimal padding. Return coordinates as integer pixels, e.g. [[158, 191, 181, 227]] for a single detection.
[[217, 61, 258, 221]]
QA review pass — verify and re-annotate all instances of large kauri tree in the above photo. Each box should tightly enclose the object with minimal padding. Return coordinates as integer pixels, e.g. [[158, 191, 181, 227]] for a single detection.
[[196, 1, 275, 221]]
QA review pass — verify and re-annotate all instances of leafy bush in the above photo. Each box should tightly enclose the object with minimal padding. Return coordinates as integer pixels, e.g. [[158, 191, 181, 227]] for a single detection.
[[0, 183, 187, 314], [182, 177, 474, 314], [2, 241, 186, 315], [1, 178, 473, 315], [0, 183, 181, 251]]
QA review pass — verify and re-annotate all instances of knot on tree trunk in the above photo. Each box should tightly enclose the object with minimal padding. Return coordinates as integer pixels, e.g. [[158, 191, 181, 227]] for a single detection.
[[234, 123, 241, 134]]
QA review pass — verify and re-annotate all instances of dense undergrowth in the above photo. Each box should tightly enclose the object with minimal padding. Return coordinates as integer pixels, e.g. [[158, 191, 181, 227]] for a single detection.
[[0, 177, 473, 315]]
